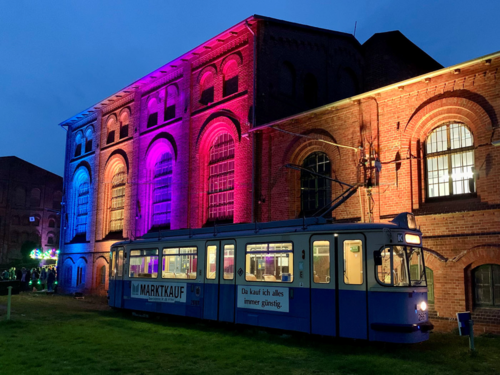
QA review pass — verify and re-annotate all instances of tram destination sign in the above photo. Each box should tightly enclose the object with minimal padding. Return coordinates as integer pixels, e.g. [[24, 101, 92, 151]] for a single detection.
[[131, 281, 187, 303], [237, 285, 289, 313]]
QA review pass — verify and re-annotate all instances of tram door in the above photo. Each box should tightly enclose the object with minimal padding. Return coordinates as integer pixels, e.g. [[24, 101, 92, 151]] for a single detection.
[[337, 235, 367, 339], [113, 248, 125, 308], [310, 236, 336, 336], [204, 241, 220, 320]]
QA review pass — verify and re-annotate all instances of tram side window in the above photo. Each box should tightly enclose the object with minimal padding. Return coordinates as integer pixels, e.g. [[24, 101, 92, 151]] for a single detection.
[[343, 240, 363, 285], [206, 245, 217, 280], [376, 246, 409, 286], [313, 241, 330, 284], [129, 249, 158, 278], [223, 244, 235, 280], [163, 247, 197, 279], [245, 243, 293, 282]]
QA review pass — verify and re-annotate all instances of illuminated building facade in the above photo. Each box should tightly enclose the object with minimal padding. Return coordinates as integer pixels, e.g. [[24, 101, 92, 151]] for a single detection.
[[60, 15, 500, 332], [0, 157, 62, 265]]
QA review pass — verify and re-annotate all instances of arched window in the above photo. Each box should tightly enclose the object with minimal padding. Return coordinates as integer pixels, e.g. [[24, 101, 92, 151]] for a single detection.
[[426, 123, 474, 198], [110, 166, 126, 233], [280, 61, 296, 96], [15, 186, 25, 207], [48, 219, 56, 228], [74, 132, 83, 157], [300, 152, 331, 216], [22, 216, 30, 226], [32, 215, 40, 226], [30, 188, 41, 207], [208, 132, 234, 222], [84, 127, 93, 153], [304, 73, 318, 108], [53, 191, 62, 210], [76, 182, 89, 236], [64, 265, 73, 287], [147, 98, 158, 128], [119, 112, 129, 139], [47, 235, 55, 245], [164, 85, 178, 121], [152, 152, 173, 229], [77, 264, 86, 286], [473, 264, 500, 307], [106, 117, 116, 144], [200, 72, 214, 105], [223, 61, 239, 97]]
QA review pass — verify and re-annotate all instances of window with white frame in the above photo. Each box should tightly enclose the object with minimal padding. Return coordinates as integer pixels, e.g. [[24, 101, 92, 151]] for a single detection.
[[76, 182, 89, 236], [208, 132, 234, 222], [152, 152, 173, 228], [110, 166, 126, 232], [426, 123, 475, 198]]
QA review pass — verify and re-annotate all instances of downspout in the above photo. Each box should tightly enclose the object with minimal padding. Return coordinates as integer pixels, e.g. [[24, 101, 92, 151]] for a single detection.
[[245, 20, 257, 222]]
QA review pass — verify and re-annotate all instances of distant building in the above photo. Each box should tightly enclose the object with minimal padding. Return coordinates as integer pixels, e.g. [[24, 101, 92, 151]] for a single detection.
[[58, 15, 500, 334], [0, 157, 63, 264]]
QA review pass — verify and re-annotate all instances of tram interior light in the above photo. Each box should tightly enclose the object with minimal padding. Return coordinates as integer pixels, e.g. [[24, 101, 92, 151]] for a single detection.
[[405, 233, 421, 245]]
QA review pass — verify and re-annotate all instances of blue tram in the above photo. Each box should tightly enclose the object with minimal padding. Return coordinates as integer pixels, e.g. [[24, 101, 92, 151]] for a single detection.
[[108, 212, 433, 343]]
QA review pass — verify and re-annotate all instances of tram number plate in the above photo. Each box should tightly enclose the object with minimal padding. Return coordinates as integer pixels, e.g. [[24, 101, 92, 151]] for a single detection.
[[418, 311, 427, 322]]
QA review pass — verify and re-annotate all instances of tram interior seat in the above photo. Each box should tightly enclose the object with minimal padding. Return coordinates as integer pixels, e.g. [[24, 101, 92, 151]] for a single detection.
[[263, 275, 276, 282], [246, 273, 257, 281], [163, 272, 176, 278]]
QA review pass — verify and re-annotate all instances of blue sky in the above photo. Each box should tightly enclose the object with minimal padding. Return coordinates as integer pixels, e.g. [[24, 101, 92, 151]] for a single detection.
[[1, 0, 499, 176]]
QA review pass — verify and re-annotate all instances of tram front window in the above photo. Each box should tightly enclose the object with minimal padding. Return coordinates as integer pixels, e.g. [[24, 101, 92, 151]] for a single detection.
[[409, 248, 427, 287], [376, 246, 427, 287]]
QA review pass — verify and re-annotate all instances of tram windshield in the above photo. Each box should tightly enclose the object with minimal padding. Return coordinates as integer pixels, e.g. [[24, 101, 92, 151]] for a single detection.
[[376, 246, 426, 287]]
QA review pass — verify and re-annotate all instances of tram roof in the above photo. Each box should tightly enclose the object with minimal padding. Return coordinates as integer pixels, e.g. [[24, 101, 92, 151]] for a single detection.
[[113, 214, 419, 246]]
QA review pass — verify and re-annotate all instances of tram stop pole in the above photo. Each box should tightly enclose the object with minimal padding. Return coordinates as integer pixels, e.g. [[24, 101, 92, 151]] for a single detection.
[[6, 286, 12, 320], [469, 320, 475, 352]]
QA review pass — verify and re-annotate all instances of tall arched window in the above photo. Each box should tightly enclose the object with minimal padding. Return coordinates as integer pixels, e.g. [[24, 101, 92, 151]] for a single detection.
[[97, 265, 106, 286], [84, 127, 93, 153], [119, 112, 129, 139], [76, 182, 89, 236], [200, 72, 214, 105], [147, 98, 158, 128], [223, 61, 239, 97], [110, 166, 126, 233], [74, 132, 83, 157], [301, 152, 331, 216], [426, 123, 474, 198], [152, 152, 173, 229], [106, 117, 116, 144], [164, 85, 178, 121], [208, 132, 234, 222], [473, 264, 500, 307]]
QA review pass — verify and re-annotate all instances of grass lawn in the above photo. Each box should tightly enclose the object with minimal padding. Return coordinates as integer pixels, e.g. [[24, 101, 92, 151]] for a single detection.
[[0, 293, 499, 375]]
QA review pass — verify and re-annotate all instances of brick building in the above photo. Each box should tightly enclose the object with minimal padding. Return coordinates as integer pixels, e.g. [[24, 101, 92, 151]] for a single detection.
[[0, 157, 63, 265], [59, 15, 499, 332]]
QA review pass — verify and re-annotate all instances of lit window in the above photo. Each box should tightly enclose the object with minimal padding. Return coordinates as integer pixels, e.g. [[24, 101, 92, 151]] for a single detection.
[[473, 264, 500, 308], [152, 152, 172, 229], [208, 132, 234, 222], [313, 241, 330, 284], [343, 240, 363, 285], [245, 243, 293, 282], [223, 244, 235, 280], [76, 182, 89, 236], [110, 167, 126, 233], [129, 249, 159, 278], [426, 123, 475, 198], [301, 152, 331, 216], [162, 247, 197, 279], [206, 245, 217, 280]]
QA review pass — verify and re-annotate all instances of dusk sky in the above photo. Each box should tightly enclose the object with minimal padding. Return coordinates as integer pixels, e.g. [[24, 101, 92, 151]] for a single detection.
[[1, 0, 499, 177]]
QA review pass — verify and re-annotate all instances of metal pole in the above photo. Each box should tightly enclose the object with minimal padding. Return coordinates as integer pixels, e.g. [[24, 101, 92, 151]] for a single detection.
[[6, 286, 12, 320], [469, 320, 475, 351]]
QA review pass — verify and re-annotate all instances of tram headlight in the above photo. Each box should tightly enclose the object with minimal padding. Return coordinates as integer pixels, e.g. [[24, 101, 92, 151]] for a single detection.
[[419, 301, 427, 311]]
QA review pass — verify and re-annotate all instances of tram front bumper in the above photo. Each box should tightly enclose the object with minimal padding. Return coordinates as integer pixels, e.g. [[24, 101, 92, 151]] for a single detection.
[[371, 321, 434, 333]]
